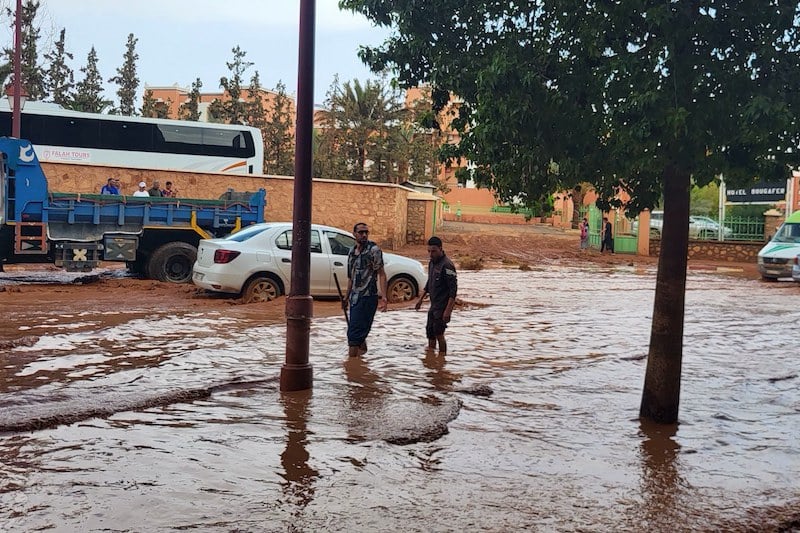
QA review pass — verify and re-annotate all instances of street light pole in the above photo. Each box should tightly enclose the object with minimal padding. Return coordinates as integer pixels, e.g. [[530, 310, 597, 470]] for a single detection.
[[280, 0, 316, 392], [12, 0, 23, 138]]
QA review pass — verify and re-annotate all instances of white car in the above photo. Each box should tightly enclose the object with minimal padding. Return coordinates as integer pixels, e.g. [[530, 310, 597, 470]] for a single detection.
[[688, 215, 734, 239], [192, 222, 427, 303]]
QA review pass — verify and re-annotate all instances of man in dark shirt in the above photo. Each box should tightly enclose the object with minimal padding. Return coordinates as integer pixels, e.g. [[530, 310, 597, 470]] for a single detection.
[[415, 236, 458, 353]]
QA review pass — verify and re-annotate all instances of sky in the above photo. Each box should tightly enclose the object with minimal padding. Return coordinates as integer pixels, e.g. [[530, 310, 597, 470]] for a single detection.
[[4, 0, 393, 106]]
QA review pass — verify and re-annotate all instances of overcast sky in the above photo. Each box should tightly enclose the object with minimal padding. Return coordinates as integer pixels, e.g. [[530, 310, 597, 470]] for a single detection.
[[6, 0, 392, 105]]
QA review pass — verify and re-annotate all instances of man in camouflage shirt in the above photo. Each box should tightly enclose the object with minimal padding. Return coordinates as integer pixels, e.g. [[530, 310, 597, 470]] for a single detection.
[[343, 222, 388, 357]]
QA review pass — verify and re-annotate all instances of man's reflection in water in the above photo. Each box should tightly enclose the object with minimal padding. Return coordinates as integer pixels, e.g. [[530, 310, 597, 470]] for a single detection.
[[343, 357, 388, 441], [279, 390, 318, 512], [423, 350, 461, 392], [638, 420, 683, 528]]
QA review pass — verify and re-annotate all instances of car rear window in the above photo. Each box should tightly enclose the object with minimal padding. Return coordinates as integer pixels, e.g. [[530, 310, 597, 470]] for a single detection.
[[227, 225, 271, 242]]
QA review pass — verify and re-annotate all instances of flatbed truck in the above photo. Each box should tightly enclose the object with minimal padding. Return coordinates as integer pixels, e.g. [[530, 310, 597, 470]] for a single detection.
[[0, 137, 266, 283]]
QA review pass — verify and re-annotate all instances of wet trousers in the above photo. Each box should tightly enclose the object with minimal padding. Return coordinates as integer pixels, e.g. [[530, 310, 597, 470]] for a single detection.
[[347, 294, 378, 347]]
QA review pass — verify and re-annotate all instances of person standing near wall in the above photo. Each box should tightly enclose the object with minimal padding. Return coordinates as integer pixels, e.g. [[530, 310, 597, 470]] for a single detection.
[[601, 216, 615, 253], [415, 236, 458, 353], [579, 217, 589, 251], [343, 222, 388, 357]]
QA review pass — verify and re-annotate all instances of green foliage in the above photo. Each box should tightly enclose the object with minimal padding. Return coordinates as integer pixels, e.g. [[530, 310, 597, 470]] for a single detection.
[[315, 77, 407, 182], [210, 46, 253, 124], [179, 78, 203, 121], [71, 46, 106, 113], [108, 33, 140, 116], [3, 0, 46, 100], [140, 89, 170, 118], [690, 182, 720, 217], [262, 80, 295, 175], [341, 0, 800, 215], [43, 28, 74, 106]]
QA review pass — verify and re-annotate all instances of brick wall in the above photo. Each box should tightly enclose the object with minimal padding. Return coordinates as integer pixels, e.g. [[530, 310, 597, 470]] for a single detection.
[[649, 239, 763, 262], [40, 163, 432, 250]]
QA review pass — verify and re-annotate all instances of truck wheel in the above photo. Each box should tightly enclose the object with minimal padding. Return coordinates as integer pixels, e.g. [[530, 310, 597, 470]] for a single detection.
[[242, 275, 281, 303], [387, 275, 417, 303], [147, 242, 197, 283]]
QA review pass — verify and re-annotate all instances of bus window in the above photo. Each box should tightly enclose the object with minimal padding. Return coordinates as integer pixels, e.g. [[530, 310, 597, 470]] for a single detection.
[[100, 121, 153, 151]]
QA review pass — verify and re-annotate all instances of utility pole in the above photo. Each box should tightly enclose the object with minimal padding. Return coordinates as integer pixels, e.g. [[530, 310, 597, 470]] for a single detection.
[[280, 0, 316, 392], [12, 0, 23, 138]]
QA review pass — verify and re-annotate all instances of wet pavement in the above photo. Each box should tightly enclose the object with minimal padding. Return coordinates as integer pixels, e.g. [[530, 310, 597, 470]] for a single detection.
[[1, 265, 799, 532]]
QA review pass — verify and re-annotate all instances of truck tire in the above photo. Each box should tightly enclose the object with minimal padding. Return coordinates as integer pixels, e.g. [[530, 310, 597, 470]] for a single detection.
[[147, 242, 197, 283], [242, 275, 282, 303]]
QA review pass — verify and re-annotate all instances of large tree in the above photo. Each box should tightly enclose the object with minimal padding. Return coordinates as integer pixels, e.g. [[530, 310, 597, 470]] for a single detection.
[[343, 0, 800, 423], [108, 33, 140, 115], [316, 77, 406, 181], [179, 78, 203, 121], [262, 80, 295, 175], [209, 45, 253, 124], [3, 0, 46, 100], [43, 28, 74, 107], [71, 46, 106, 113]]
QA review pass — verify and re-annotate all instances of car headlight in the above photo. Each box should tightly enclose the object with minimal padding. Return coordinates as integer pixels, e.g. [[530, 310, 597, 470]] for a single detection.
[[757, 256, 764, 264]]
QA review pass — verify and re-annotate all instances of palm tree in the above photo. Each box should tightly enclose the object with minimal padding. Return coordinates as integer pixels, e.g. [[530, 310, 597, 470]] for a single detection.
[[317, 78, 407, 181]]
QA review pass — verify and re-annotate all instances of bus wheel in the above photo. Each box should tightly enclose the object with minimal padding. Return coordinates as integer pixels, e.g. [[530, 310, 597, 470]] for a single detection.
[[242, 275, 282, 303], [148, 242, 197, 283]]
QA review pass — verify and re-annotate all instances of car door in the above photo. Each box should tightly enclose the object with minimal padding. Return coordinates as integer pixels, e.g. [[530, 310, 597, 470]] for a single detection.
[[272, 228, 330, 295], [324, 230, 355, 297]]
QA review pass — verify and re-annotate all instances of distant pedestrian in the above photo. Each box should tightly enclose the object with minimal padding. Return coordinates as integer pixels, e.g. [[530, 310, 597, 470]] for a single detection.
[[148, 180, 163, 197], [161, 181, 178, 198], [601, 216, 614, 253], [100, 177, 119, 195], [343, 222, 388, 358], [579, 217, 589, 251], [132, 181, 150, 197], [415, 236, 458, 353]]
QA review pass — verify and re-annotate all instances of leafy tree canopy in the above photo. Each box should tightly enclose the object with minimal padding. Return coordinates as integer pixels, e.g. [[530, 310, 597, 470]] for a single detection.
[[341, 1, 800, 215]]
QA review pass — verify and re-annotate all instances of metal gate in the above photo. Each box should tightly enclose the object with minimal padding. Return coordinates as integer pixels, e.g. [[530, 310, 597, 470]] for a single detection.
[[588, 205, 636, 254]]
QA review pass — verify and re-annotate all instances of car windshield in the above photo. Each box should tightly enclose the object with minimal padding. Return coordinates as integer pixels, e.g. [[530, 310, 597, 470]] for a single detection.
[[772, 222, 800, 243], [225, 224, 274, 242]]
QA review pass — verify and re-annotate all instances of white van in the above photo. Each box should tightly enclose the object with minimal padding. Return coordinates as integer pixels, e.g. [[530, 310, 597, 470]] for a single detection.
[[757, 211, 800, 280]]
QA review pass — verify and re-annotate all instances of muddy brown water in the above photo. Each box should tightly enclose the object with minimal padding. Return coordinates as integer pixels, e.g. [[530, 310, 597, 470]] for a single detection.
[[1, 266, 799, 532]]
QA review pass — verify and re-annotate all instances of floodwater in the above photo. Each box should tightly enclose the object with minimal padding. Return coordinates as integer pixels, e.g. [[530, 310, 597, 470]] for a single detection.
[[1, 266, 799, 532]]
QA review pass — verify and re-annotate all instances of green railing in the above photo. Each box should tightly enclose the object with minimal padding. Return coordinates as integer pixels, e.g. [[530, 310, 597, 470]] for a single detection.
[[490, 205, 538, 217], [723, 216, 765, 242]]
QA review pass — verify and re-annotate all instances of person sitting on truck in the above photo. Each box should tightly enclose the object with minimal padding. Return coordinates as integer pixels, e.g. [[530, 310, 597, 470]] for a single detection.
[[162, 181, 178, 198], [132, 182, 150, 197], [148, 180, 163, 197], [100, 178, 119, 195]]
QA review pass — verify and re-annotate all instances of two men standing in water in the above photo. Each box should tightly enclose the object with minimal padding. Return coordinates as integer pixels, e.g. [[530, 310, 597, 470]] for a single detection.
[[342, 225, 458, 357]]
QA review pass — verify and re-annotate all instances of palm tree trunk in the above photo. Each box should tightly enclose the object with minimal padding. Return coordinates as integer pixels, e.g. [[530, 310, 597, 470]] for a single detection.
[[640, 163, 690, 424]]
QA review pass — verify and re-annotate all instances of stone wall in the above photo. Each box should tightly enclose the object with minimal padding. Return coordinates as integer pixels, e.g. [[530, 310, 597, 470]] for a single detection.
[[40, 162, 432, 249], [406, 200, 428, 244], [649, 239, 763, 262]]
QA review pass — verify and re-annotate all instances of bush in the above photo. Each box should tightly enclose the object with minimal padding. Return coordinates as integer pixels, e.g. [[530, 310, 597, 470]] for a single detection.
[[458, 255, 484, 270]]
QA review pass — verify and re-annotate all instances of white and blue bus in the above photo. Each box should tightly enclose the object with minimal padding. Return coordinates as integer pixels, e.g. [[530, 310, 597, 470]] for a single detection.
[[0, 102, 264, 174]]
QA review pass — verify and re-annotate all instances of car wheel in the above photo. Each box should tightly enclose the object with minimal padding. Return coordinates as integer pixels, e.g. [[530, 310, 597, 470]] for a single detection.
[[387, 275, 417, 303], [760, 275, 778, 282], [242, 275, 282, 303], [147, 242, 197, 283]]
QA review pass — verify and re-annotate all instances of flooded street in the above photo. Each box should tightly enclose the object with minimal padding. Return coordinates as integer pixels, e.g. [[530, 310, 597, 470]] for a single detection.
[[1, 265, 799, 532]]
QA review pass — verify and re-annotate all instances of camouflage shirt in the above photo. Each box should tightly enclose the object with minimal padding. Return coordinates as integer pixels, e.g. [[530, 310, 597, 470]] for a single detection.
[[347, 240, 384, 305]]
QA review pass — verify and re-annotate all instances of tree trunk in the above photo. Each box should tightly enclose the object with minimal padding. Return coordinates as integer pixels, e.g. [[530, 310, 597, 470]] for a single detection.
[[571, 186, 585, 229], [640, 164, 690, 424]]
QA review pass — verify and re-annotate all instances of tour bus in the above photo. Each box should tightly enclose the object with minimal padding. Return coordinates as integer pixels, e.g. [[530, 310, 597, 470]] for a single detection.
[[757, 210, 800, 280], [0, 101, 264, 174]]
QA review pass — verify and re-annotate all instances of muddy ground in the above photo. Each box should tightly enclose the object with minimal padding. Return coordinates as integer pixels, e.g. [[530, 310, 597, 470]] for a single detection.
[[0, 221, 760, 340]]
